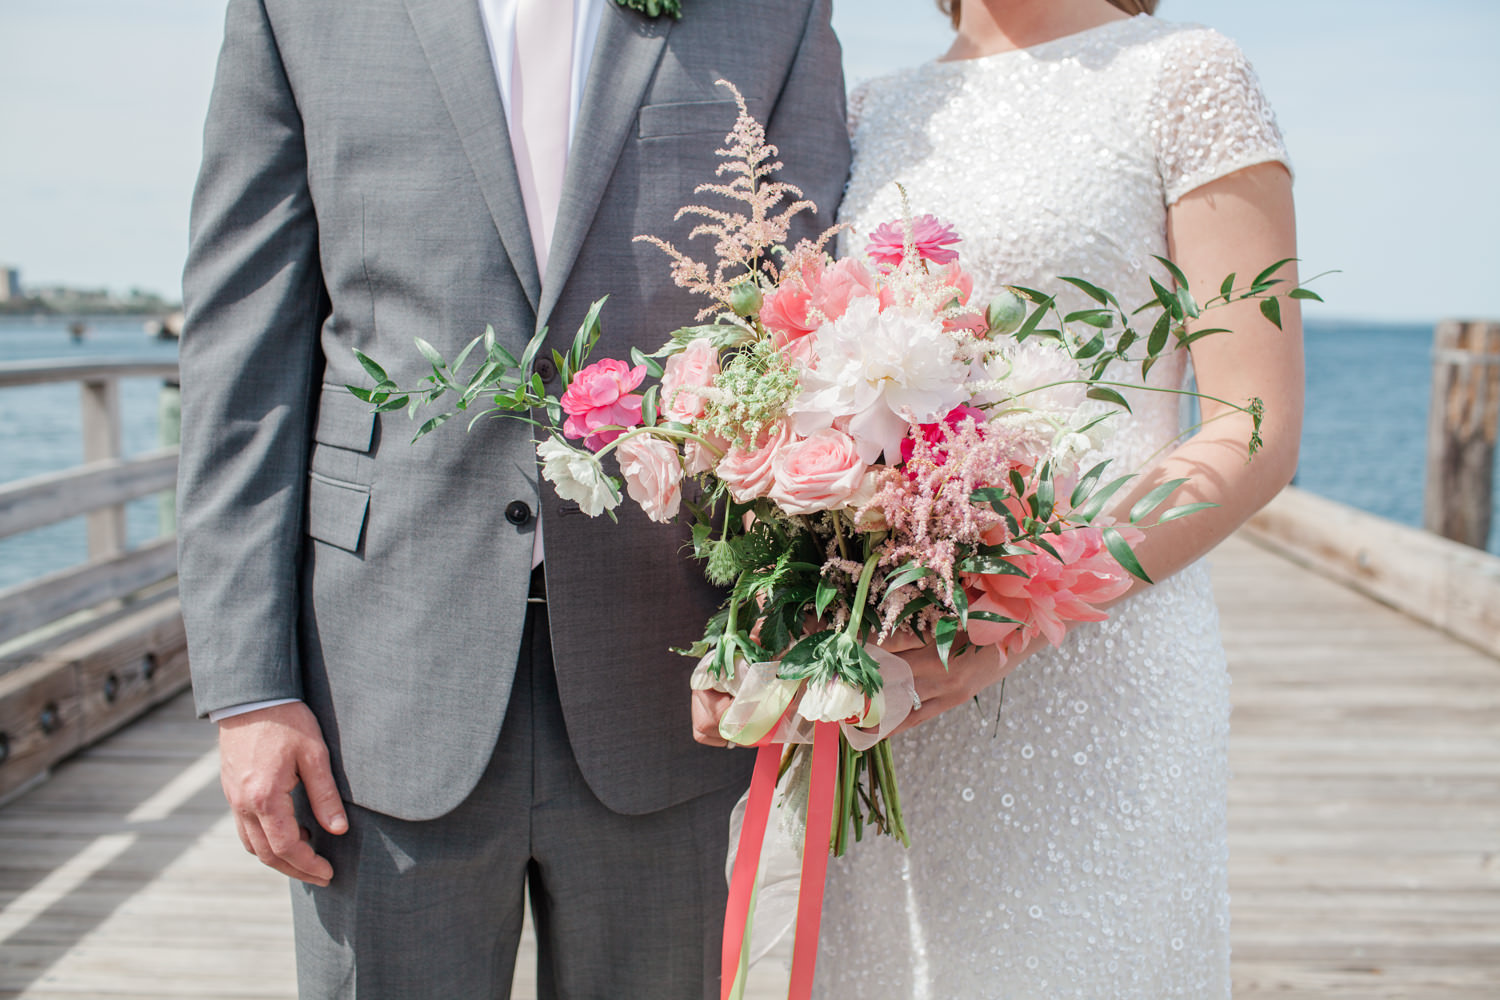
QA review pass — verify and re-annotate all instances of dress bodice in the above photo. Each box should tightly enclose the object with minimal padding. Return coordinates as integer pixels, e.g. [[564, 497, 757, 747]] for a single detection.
[[839, 14, 1289, 471]]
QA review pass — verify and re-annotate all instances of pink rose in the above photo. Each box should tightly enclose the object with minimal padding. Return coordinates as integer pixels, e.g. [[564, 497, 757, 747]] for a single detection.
[[560, 359, 646, 451], [616, 435, 683, 523], [683, 430, 729, 476], [866, 214, 962, 267], [768, 427, 867, 515], [717, 423, 792, 503], [660, 339, 719, 424]]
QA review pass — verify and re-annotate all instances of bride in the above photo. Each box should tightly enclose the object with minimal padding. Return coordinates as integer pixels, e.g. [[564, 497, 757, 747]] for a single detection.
[[813, 0, 1303, 995]]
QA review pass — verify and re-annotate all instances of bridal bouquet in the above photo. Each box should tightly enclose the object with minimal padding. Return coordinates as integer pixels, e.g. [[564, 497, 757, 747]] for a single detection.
[[351, 81, 1312, 997]]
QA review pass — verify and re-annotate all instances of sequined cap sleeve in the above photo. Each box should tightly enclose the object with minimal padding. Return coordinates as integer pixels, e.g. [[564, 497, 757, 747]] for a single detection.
[[1150, 27, 1291, 205]]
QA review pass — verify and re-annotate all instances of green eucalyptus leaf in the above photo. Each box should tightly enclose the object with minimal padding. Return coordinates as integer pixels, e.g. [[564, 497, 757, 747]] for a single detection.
[[1074, 331, 1107, 359], [1289, 287, 1323, 302], [1252, 257, 1297, 288], [1086, 386, 1132, 412], [347, 384, 375, 403], [374, 394, 410, 413], [1070, 461, 1111, 509], [640, 384, 660, 427], [411, 411, 453, 443], [934, 617, 958, 669], [1153, 255, 1192, 291], [1058, 275, 1111, 305], [1177, 326, 1233, 348], [450, 333, 483, 377], [1146, 311, 1172, 357], [1219, 272, 1237, 298], [1154, 500, 1219, 524], [958, 554, 1028, 577], [414, 337, 447, 372], [1259, 296, 1283, 330], [1071, 473, 1135, 523]]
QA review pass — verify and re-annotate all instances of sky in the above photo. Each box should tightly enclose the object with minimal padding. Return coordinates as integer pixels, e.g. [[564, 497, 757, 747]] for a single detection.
[[0, 0, 1495, 323]]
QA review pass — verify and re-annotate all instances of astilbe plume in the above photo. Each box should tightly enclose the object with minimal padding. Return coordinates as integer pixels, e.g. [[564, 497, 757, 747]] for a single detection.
[[633, 81, 837, 319]]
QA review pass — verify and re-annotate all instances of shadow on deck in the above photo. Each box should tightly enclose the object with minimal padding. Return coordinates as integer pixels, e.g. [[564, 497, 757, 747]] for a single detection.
[[0, 533, 1497, 999]]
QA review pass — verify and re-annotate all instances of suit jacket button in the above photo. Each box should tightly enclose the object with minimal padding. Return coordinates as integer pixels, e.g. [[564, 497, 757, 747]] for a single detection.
[[505, 500, 532, 526], [535, 358, 557, 383]]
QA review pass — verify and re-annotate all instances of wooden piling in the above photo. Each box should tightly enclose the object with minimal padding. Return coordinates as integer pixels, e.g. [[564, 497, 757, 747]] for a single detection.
[[1423, 320, 1500, 549]]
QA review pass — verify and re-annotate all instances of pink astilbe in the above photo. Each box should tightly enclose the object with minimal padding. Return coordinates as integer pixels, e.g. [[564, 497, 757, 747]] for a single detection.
[[867, 214, 962, 267], [964, 521, 1144, 656]]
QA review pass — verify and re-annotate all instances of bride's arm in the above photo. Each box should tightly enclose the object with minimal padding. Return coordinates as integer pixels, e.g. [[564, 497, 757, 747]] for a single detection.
[[894, 161, 1304, 731]]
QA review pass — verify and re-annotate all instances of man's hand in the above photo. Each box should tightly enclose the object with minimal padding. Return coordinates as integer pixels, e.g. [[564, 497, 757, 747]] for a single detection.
[[691, 687, 734, 748], [217, 701, 348, 886]]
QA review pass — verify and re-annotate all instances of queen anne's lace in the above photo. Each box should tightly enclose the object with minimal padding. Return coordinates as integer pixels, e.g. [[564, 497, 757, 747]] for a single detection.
[[815, 16, 1288, 998]]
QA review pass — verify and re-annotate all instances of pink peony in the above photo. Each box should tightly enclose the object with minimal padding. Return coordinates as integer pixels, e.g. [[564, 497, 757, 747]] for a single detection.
[[811, 257, 889, 323], [899, 404, 988, 468], [717, 423, 792, 502], [560, 359, 646, 451], [963, 522, 1143, 654], [760, 282, 818, 348], [615, 435, 683, 523], [660, 339, 719, 424], [768, 426, 867, 515], [866, 214, 962, 267]]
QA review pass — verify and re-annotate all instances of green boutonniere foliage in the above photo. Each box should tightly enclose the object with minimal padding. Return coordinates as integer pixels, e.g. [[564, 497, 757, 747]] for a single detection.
[[615, 0, 683, 19]]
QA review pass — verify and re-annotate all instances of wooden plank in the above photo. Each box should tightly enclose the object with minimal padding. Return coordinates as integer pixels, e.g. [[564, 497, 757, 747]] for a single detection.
[[1424, 320, 1500, 548], [0, 360, 178, 391], [0, 542, 177, 649], [0, 661, 81, 803], [77, 381, 124, 561], [0, 451, 179, 542], [1243, 485, 1500, 658]]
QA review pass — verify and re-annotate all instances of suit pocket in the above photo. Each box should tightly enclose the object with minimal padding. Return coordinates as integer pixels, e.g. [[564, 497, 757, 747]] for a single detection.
[[307, 473, 370, 553], [314, 385, 377, 452], [638, 99, 759, 139]]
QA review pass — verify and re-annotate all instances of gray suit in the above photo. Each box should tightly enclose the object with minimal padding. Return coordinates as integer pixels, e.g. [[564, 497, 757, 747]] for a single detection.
[[178, 0, 848, 994]]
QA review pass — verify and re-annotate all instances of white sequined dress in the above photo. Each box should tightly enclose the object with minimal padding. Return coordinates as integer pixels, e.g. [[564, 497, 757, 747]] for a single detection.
[[814, 16, 1290, 998]]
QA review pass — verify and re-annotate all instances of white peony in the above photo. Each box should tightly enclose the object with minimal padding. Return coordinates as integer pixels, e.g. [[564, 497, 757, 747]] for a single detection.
[[791, 298, 971, 464], [535, 437, 620, 517], [796, 676, 872, 724]]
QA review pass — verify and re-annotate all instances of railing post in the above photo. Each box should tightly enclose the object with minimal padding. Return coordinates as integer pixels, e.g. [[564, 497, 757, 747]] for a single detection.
[[79, 377, 126, 559], [1424, 320, 1500, 549]]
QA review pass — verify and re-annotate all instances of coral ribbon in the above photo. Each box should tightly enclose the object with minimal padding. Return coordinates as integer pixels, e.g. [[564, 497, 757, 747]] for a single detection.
[[722, 742, 781, 998], [719, 722, 839, 1000]]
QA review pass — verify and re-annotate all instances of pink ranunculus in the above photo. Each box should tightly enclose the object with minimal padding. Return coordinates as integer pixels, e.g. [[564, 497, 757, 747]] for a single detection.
[[866, 214, 962, 267], [615, 434, 683, 523], [963, 521, 1143, 653], [761, 283, 818, 349], [717, 423, 792, 503], [899, 404, 988, 467], [768, 426, 867, 515], [937, 262, 989, 333], [560, 358, 647, 451], [660, 339, 719, 424], [811, 257, 883, 323]]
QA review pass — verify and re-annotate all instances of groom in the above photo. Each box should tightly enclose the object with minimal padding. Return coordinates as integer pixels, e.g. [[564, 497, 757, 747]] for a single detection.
[[177, 0, 849, 995]]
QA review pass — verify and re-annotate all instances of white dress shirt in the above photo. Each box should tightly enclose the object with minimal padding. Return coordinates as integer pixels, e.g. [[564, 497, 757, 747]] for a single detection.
[[211, 0, 605, 724]]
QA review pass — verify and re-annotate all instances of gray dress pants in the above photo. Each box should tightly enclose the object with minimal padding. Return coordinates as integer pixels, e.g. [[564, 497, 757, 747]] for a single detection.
[[291, 594, 741, 999]]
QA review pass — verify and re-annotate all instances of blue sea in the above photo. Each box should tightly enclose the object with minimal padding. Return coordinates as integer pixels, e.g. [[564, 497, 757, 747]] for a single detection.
[[0, 314, 1493, 593]]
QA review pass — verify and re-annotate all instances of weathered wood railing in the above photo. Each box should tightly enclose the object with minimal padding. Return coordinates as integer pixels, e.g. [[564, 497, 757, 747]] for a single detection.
[[0, 358, 189, 801]]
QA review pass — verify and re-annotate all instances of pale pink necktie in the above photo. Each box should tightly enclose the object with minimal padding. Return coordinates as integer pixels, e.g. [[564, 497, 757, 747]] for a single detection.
[[510, 0, 573, 277], [510, 0, 572, 567]]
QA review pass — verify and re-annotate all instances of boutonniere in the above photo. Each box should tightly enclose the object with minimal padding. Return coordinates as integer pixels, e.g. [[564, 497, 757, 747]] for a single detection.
[[614, 0, 683, 19]]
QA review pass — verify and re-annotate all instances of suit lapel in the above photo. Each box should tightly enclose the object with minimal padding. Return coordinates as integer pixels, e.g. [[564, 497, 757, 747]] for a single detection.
[[537, 5, 672, 328], [401, 0, 541, 312]]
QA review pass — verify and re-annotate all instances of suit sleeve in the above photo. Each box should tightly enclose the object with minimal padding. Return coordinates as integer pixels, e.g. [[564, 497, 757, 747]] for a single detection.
[[177, 0, 324, 715], [764, 0, 852, 239]]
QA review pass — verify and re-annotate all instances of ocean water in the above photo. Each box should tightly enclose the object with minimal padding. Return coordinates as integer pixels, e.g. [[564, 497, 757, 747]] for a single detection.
[[0, 315, 1494, 594]]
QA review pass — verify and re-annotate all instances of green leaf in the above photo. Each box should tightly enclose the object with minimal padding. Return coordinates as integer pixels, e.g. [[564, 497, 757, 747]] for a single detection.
[[352, 348, 388, 385], [1074, 331, 1107, 359], [346, 384, 375, 403], [1176, 284, 1201, 321], [1259, 296, 1283, 330], [1035, 461, 1055, 520], [1103, 526, 1152, 584], [1028, 535, 1062, 563], [1128, 477, 1189, 524], [885, 561, 933, 591], [1252, 257, 1297, 289], [1008, 285, 1054, 305], [1153, 255, 1192, 291], [1063, 308, 1115, 329], [1069, 461, 1111, 509], [450, 332, 483, 377], [414, 337, 447, 372], [814, 576, 838, 619], [1149, 276, 1181, 319], [958, 554, 1028, 577], [640, 384, 660, 427], [630, 347, 665, 379], [1289, 287, 1323, 302], [1058, 275, 1112, 305], [1014, 298, 1054, 342], [1146, 311, 1172, 356], [373, 394, 410, 413], [1154, 501, 1219, 524], [968, 610, 1023, 627], [1115, 328, 1137, 355], [970, 486, 1012, 515], [1086, 386, 1132, 412], [519, 321, 549, 378], [411, 411, 453, 442], [1219, 272, 1237, 299], [1071, 473, 1135, 523], [934, 617, 958, 669]]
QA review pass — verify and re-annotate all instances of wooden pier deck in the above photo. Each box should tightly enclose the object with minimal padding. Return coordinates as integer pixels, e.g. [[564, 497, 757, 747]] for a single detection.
[[1, 531, 1497, 999]]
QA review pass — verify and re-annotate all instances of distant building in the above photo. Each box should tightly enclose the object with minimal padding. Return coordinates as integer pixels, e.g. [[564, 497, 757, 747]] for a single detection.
[[0, 266, 19, 302]]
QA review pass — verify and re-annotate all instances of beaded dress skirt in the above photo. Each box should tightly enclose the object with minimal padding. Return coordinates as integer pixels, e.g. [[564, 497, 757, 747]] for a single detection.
[[813, 16, 1290, 998]]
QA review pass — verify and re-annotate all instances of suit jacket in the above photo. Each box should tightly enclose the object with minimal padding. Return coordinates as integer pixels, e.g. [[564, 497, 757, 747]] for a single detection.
[[178, 0, 850, 821]]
